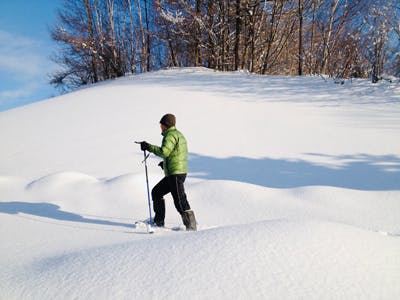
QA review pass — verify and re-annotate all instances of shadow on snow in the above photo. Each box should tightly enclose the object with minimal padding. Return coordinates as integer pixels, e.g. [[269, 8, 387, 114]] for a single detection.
[[0, 202, 132, 228], [1, 153, 398, 227], [189, 153, 400, 191]]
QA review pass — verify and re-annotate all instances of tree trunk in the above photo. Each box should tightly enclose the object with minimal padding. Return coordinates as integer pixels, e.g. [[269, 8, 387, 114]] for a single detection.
[[144, 0, 151, 72], [83, 0, 98, 82], [234, 0, 241, 70], [137, 0, 147, 72], [321, 0, 339, 75], [194, 0, 202, 67], [127, 0, 136, 74], [298, 0, 303, 76]]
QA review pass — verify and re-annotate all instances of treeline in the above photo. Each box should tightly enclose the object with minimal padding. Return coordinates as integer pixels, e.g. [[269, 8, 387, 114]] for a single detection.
[[50, 0, 400, 90]]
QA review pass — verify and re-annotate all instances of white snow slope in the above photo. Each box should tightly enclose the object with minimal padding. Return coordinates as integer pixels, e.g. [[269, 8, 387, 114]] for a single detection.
[[1, 68, 400, 299]]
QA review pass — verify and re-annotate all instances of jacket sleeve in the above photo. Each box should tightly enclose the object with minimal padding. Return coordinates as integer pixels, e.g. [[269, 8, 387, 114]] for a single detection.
[[148, 133, 176, 159]]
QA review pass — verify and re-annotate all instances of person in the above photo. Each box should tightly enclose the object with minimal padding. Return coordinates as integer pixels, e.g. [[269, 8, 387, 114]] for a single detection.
[[140, 113, 197, 231]]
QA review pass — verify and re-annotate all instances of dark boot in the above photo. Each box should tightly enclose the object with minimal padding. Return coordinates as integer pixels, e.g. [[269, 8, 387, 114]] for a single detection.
[[182, 210, 197, 231]]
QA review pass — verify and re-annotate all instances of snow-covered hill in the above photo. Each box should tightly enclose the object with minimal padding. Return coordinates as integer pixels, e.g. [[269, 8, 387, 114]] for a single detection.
[[1, 68, 400, 299]]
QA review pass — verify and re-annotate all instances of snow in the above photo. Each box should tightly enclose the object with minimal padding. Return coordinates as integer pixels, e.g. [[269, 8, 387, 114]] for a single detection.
[[1, 67, 400, 299]]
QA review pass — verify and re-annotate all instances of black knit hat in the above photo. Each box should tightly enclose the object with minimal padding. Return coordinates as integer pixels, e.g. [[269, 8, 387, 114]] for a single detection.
[[160, 113, 176, 128]]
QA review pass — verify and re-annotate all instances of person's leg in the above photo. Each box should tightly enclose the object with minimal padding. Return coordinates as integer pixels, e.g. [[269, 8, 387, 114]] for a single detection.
[[151, 177, 170, 226], [168, 174, 190, 214], [168, 174, 197, 230]]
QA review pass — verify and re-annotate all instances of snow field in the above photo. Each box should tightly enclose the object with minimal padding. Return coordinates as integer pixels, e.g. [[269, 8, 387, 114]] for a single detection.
[[1, 68, 400, 299], [2, 219, 400, 300]]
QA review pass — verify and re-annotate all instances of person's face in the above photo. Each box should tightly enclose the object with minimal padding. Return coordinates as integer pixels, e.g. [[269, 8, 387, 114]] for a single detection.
[[160, 124, 167, 133]]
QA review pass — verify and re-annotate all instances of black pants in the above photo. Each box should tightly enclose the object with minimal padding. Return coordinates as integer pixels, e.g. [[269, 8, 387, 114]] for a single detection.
[[151, 174, 191, 225]]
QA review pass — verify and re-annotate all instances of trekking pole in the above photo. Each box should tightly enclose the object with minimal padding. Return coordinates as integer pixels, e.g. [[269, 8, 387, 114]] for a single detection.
[[135, 142, 154, 234]]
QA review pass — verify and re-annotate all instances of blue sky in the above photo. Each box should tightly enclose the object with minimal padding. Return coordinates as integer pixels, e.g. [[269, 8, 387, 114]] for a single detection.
[[0, 0, 62, 111]]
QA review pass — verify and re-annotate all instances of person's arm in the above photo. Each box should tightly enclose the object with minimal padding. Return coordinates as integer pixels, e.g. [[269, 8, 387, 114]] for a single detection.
[[148, 134, 176, 159]]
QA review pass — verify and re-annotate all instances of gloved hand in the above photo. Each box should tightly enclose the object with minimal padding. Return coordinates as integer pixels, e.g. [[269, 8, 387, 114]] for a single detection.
[[158, 161, 164, 170], [140, 141, 150, 151]]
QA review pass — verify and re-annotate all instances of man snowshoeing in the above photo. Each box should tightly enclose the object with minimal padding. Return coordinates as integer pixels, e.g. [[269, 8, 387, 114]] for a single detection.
[[140, 114, 197, 231]]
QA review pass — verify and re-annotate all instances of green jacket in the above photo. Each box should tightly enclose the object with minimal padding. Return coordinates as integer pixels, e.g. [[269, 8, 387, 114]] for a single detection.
[[148, 126, 188, 176]]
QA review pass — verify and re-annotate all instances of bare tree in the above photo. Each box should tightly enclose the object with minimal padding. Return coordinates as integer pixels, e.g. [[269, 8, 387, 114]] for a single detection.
[[298, 0, 304, 75], [49, 0, 399, 91], [361, 0, 400, 82]]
